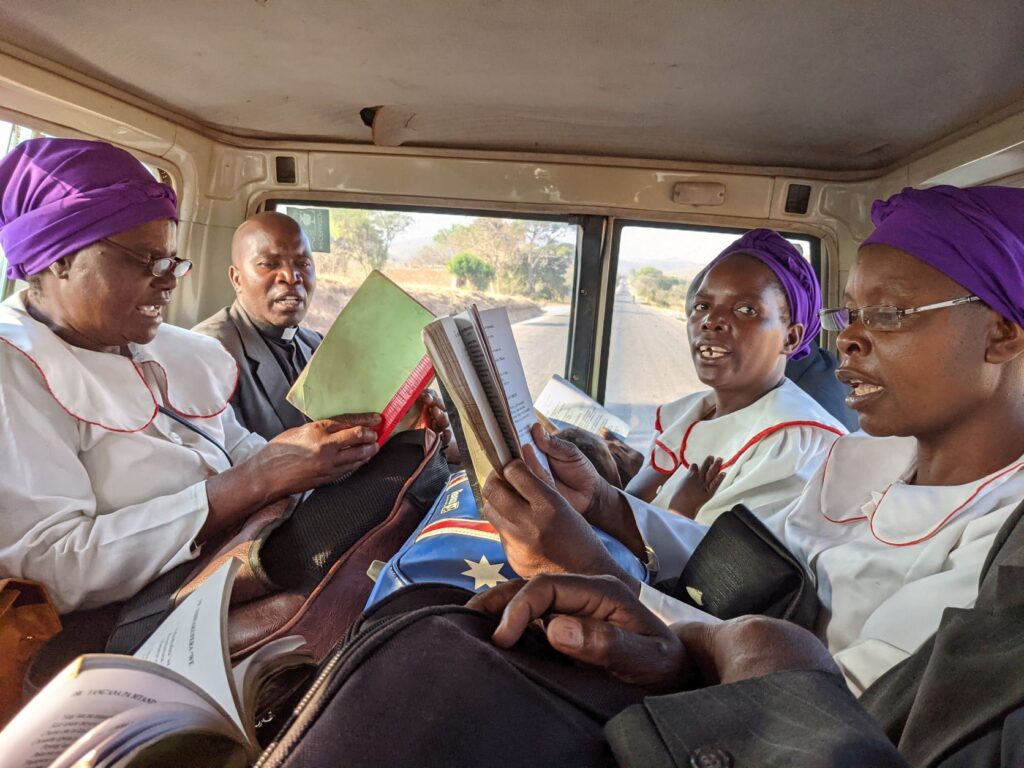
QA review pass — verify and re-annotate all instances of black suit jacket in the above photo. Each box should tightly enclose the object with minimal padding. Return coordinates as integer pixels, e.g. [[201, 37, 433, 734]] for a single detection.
[[192, 301, 322, 440], [607, 499, 1024, 767]]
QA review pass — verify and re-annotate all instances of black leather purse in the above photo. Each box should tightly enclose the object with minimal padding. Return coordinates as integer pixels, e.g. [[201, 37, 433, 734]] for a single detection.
[[670, 504, 820, 630]]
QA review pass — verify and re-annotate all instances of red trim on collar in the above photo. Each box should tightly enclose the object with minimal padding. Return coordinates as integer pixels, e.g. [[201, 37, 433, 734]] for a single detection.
[[654, 404, 664, 433], [867, 459, 1024, 547], [0, 335, 159, 433], [679, 418, 844, 471], [138, 357, 239, 420], [650, 438, 679, 475], [819, 440, 869, 524]]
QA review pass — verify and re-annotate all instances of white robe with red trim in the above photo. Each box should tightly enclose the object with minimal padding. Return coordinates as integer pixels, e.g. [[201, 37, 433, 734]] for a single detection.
[[634, 431, 1024, 694], [0, 292, 266, 612], [644, 378, 846, 523]]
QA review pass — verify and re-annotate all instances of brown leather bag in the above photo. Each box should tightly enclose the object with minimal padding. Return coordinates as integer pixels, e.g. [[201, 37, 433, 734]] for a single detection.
[[106, 428, 450, 663], [0, 579, 61, 726]]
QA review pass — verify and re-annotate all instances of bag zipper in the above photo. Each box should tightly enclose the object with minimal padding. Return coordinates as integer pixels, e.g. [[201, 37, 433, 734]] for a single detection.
[[254, 605, 479, 767]]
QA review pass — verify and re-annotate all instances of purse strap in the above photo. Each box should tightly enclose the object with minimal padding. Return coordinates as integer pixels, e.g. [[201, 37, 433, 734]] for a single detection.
[[157, 404, 234, 467]]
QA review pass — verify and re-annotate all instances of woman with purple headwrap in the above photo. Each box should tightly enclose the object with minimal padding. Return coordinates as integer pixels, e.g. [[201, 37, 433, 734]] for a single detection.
[[0, 138, 381, 613], [628, 185, 1024, 692], [480, 191, 1024, 692], [623, 229, 847, 523]]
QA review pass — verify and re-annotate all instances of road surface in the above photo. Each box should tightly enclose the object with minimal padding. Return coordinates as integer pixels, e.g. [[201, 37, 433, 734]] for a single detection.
[[513, 284, 701, 451]]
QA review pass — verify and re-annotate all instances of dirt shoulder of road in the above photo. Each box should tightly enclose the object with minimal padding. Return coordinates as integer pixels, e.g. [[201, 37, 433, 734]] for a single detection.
[[304, 277, 545, 335]]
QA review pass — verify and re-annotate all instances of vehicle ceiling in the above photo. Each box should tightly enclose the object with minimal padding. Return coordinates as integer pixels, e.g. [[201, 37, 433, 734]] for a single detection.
[[1, 0, 1023, 173]]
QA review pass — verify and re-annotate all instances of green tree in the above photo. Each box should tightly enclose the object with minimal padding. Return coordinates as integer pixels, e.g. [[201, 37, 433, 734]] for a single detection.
[[330, 209, 413, 273], [447, 252, 495, 290], [630, 267, 687, 308], [426, 218, 572, 299]]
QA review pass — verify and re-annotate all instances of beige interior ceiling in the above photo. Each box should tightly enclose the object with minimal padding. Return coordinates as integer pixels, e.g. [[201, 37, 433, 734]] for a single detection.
[[1, 0, 1023, 173]]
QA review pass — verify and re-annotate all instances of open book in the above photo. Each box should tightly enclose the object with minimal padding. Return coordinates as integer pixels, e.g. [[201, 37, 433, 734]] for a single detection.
[[423, 306, 549, 504], [0, 560, 314, 768], [287, 270, 437, 445], [534, 374, 630, 440]]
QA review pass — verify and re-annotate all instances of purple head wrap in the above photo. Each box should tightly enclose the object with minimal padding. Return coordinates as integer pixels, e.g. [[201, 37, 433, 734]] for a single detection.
[[700, 228, 821, 360], [861, 185, 1024, 328], [0, 138, 178, 280]]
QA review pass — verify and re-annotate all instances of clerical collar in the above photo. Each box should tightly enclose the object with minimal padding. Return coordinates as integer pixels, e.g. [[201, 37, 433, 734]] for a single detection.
[[246, 311, 299, 343]]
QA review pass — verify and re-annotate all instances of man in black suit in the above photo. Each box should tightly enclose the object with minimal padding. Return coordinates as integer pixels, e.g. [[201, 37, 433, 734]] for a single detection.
[[195, 212, 455, 450], [193, 212, 323, 440], [472, 499, 1024, 767]]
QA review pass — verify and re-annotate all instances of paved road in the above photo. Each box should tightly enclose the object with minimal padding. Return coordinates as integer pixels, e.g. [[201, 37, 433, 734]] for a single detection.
[[513, 285, 701, 451]]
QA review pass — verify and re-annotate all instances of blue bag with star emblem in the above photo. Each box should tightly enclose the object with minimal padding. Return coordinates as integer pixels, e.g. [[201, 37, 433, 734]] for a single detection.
[[366, 470, 649, 607]]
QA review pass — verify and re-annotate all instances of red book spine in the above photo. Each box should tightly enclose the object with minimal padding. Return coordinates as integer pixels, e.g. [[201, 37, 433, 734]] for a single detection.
[[376, 355, 436, 445]]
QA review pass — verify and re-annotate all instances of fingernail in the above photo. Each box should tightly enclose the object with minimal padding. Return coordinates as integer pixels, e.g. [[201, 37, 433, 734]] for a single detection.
[[551, 618, 583, 649]]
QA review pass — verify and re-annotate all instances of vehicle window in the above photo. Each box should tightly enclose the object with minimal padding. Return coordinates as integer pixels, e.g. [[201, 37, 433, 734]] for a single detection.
[[603, 223, 817, 452], [271, 203, 577, 400]]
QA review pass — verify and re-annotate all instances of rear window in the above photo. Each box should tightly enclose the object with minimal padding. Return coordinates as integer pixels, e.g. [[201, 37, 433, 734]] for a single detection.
[[272, 202, 579, 400]]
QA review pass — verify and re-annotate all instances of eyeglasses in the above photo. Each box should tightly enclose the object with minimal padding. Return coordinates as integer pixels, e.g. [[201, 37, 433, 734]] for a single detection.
[[99, 237, 192, 278], [819, 295, 981, 332]]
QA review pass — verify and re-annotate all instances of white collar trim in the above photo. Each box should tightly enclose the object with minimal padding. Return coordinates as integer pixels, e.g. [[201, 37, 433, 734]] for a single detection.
[[0, 292, 239, 433]]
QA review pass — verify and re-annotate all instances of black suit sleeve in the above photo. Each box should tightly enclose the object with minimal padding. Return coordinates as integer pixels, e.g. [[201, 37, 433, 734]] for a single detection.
[[606, 670, 908, 768]]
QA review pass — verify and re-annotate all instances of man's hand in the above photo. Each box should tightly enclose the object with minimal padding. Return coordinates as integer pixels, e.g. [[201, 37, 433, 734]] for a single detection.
[[674, 616, 841, 686], [667, 456, 725, 519], [600, 428, 645, 485], [529, 424, 606, 515], [481, 449, 636, 585], [256, 413, 381, 497], [529, 425, 645, 555], [469, 574, 688, 689]]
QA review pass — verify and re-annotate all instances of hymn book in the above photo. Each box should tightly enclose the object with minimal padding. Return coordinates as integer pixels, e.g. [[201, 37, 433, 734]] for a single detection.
[[0, 560, 314, 768], [423, 306, 549, 505], [533, 374, 631, 439], [287, 270, 437, 445]]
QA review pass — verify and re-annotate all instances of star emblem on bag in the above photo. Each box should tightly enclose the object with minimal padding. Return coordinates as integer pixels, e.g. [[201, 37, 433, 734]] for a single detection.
[[461, 556, 509, 590]]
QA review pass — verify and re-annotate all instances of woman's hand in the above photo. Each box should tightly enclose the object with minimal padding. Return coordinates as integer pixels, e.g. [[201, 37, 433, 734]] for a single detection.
[[202, 413, 381, 540], [667, 456, 725, 519], [414, 389, 460, 463], [600, 428, 645, 484], [624, 465, 667, 503], [258, 414, 382, 495], [469, 574, 689, 689]]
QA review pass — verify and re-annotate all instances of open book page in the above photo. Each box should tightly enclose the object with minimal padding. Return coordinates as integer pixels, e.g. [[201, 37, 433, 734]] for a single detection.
[[452, 313, 521, 462], [424, 317, 510, 470], [0, 655, 242, 768], [230, 636, 313, 732], [471, 307, 550, 474], [534, 374, 631, 438], [49, 703, 246, 768], [134, 559, 245, 736]]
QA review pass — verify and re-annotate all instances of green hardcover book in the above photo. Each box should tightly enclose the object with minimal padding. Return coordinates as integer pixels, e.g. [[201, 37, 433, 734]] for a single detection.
[[287, 270, 437, 444]]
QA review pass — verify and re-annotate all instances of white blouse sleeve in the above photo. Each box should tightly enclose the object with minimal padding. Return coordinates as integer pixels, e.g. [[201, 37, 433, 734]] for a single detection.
[[831, 508, 1013, 695], [696, 425, 838, 524], [0, 354, 209, 613], [621, 490, 708, 582], [220, 403, 266, 464], [638, 582, 722, 627]]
